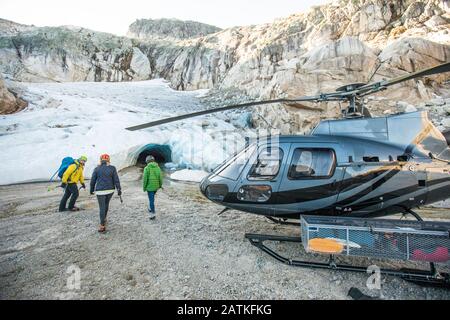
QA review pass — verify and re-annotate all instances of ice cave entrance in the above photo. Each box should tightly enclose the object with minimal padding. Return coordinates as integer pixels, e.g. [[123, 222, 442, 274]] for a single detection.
[[135, 144, 172, 167]]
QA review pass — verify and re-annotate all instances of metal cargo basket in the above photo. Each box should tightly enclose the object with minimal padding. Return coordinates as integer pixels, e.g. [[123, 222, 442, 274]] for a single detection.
[[301, 215, 450, 264]]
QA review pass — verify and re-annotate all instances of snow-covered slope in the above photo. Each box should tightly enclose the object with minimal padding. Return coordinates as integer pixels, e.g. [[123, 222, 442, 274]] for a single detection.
[[0, 79, 251, 185], [170, 169, 209, 183]]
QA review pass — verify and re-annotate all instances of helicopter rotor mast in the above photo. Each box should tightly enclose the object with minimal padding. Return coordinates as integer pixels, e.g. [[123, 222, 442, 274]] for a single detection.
[[126, 61, 450, 131]]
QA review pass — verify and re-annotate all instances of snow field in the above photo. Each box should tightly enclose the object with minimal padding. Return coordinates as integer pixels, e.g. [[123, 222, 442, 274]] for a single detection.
[[0, 79, 252, 184]]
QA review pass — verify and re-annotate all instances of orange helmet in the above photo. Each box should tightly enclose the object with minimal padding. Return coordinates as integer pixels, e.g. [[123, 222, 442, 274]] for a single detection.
[[100, 154, 110, 162]]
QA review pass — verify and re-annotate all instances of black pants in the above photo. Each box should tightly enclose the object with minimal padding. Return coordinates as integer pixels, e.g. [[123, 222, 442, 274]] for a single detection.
[[97, 193, 113, 225], [59, 183, 79, 211]]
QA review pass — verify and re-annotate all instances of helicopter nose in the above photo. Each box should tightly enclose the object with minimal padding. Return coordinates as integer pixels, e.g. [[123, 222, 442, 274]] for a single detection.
[[200, 175, 229, 203]]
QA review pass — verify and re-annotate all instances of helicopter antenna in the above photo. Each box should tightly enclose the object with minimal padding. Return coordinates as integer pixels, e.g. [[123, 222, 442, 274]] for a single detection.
[[366, 58, 386, 84], [126, 61, 450, 131], [254, 112, 277, 130]]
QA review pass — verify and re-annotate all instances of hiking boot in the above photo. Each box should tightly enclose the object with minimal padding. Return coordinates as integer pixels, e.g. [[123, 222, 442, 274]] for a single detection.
[[98, 225, 106, 233], [149, 213, 156, 220], [70, 207, 81, 212]]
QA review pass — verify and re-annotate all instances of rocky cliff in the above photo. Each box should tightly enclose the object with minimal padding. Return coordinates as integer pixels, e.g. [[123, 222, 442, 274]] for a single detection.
[[127, 18, 221, 40], [135, 0, 450, 133], [0, 1, 449, 133], [0, 18, 151, 82]]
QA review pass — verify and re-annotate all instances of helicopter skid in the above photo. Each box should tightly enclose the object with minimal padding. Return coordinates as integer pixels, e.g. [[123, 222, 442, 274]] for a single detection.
[[245, 233, 450, 288], [265, 216, 301, 226]]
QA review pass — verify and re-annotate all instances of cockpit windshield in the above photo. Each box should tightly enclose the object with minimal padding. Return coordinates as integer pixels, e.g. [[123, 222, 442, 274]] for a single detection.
[[214, 144, 256, 181]]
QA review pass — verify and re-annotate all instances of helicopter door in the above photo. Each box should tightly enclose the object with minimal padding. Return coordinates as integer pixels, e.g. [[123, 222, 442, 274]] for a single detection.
[[232, 143, 289, 215], [277, 144, 343, 215]]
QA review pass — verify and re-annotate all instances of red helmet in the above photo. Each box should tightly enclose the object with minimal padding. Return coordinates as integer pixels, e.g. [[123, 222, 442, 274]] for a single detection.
[[100, 154, 110, 162]]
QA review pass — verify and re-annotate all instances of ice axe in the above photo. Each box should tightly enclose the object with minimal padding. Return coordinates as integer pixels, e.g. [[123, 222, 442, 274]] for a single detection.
[[47, 183, 69, 192], [48, 184, 84, 192], [47, 185, 62, 192]]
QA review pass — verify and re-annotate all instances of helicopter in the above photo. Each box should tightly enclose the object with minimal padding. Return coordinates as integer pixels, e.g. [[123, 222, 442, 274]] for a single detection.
[[127, 62, 450, 287], [127, 61, 450, 222]]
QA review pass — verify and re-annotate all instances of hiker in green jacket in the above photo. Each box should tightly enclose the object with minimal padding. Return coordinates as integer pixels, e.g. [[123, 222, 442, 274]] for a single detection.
[[142, 155, 163, 220]]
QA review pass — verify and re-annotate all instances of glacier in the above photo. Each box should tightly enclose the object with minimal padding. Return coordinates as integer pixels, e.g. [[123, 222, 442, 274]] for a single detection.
[[0, 79, 253, 185]]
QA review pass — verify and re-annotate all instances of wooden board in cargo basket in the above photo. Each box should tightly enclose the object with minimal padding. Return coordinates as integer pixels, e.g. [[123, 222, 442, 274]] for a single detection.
[[301, 216, 450, 263]]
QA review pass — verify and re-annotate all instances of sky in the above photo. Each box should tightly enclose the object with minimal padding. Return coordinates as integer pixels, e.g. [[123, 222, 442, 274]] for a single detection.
[[0, 0, 329, 36]]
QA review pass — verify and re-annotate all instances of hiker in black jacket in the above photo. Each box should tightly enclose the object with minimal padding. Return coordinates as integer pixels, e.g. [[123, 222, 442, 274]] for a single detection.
[[90, 154, 121, 233]]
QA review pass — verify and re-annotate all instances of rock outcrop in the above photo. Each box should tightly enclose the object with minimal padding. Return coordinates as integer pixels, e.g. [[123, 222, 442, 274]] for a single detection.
[[0, 75, 27, 114], [0, 18, 34, 36], [127, 18, 221, 40], [0, 19, 151, 82]]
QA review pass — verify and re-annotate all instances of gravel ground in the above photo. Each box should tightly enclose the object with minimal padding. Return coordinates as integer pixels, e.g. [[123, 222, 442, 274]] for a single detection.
[[0, 167, 449, 300]]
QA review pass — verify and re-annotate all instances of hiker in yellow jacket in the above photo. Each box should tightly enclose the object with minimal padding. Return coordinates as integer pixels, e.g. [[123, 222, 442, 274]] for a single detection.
[[59, 156, 87, 212]]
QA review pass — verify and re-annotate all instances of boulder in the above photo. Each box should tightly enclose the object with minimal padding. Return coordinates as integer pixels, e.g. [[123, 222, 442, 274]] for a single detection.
[[441, 118, 450, 128], [0, 75, 27, 114], [130, 47, 151, 81]]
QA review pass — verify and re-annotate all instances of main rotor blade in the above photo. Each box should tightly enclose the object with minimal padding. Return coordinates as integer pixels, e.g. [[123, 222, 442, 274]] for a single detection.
[[384, 61, 450, 87], [126, 96, 324, 131], [356, 61, 450, 95]]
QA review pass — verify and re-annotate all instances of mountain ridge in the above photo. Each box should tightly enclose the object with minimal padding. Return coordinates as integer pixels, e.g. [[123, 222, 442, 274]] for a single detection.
[[127, 18, 222, 40], [0, 0, 449, 133]]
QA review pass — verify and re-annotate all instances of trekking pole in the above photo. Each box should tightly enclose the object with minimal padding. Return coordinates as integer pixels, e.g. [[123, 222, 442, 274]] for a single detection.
[[49, 168, 60, 182]]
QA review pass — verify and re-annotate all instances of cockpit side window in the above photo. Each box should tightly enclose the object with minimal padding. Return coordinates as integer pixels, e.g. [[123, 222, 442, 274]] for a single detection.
[[248, 147, 284, 181], [216, 145, 256, 181], [288, 148, 336, 179]]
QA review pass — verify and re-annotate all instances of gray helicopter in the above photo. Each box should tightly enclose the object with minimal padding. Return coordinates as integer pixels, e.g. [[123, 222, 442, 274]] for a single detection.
[[127, 62, 450, 221], [128, 62, 450, 287]]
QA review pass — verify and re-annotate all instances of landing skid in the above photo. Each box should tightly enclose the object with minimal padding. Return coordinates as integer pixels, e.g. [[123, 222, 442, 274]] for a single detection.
[[266, 216, 301, 226], [245, 233, 450, 288]]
